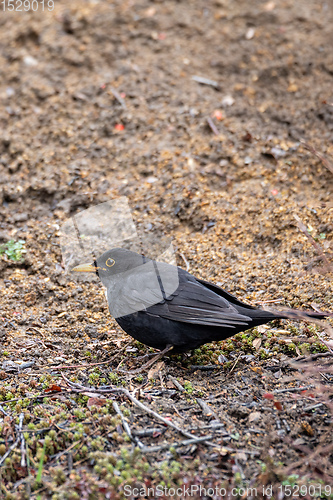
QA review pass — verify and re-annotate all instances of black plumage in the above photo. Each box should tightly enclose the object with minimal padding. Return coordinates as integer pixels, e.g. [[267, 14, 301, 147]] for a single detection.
[[73, 248, 330, 353]]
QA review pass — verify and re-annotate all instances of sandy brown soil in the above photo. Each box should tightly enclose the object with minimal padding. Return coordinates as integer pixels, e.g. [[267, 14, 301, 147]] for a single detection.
[[0, 0, 333, 498]]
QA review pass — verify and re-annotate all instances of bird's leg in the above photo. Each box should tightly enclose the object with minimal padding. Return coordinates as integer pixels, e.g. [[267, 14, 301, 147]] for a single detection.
[[132, 352, 162, 362], [116, 344, 174, 375]]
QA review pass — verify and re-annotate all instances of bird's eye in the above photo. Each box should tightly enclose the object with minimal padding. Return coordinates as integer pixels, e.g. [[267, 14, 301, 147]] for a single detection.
[[106, 258, 115, 267]]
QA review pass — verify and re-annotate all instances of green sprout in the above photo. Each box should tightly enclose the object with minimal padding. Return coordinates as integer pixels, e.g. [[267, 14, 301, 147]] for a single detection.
[[0, 239, 26, 261]]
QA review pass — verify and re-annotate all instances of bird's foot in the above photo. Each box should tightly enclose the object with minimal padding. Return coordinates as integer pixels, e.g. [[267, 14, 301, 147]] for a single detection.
[[115, 344, 173, 375]]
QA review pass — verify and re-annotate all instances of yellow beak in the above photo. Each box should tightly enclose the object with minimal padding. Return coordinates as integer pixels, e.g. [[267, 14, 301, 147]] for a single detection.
[[72, 263, 96, 273]]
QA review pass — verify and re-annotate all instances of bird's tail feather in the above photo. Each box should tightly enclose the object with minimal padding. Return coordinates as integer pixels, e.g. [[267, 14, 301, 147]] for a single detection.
[[267, 308, 332, 321]]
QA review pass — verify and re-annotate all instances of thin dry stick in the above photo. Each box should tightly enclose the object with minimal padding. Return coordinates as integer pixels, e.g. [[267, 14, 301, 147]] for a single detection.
[[179, 252, 190, 272], [141, 435, 214, 454], [0, 405, 9, 416], [293, 214, 332, 271], [49, 440, 84, 464], [316, 337, 333, 355], [206, 116, 219, 136], [293, 352, 333, 363], [169, 376, 185, 392], [20, 426, 26, 467], [109, 87, 127, 109], [112, 400, 145, 449], [0, 436, 21, 467], [273, 385, 314, 394], [226, 353, 242, 378], [196, 398, 220, 420], [0, 412, 24, 467], [300, 139, 333, 175], [277, 336, 332, 344], [192, 75, 219, 88]]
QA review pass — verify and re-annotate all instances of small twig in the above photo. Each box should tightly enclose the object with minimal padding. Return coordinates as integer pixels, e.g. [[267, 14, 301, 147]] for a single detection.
[[30, 486, 47, 499], [293, 352, 333, 363], [293, 214, 332, 271], [0, 405, 9, 416], [172, 404, 186, 420], [140, 434, 214, 453], [187, 422, 226, 432], [25, 327, 46, 338], [311, 303, 326, 314], [300, 139, 333, 175], [273, 385, 314, 394], [206, 116, 219, 136], [226, 353, 242, 377], [112, 400, 145, 449], [274, 336, 333, 346], [305, 255, 332, 271], [19, 413, 26, 468], [49, 440, 82, 463], [317, 338, 333, 354], [0, 413, 24, 467], [320, 372, 331, 382], [132, 428, 166, 438], [192, 75, 220, 89], [169, 376, 185, 392], [196, 398, 220, 421], [0, 436, 20, 467], [109, 87, 127, 109], [303, 402, 325, 412], [179, 252, 190, 272]]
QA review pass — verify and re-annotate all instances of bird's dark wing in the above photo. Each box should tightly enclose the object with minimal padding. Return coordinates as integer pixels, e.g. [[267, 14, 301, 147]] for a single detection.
[[195, 278, 257, 310], [147, 278, 253, 328], [119, 265, 254, 328]]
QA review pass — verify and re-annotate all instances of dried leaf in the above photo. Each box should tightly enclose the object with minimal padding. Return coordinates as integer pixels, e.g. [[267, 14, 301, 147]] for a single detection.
[[253, 338, 262, 350], [248, 411, 261, 423], [274, 401, 283, 411], [148, 361, 165, 380], [87, 397, 106, 408], [257, 325, 268, 334], [274, 329, 290, 335], [45, 384, 62, 393]]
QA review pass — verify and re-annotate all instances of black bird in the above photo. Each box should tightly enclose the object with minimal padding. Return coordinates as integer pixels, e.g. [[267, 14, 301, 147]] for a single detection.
[[72, 248, 331, 354]]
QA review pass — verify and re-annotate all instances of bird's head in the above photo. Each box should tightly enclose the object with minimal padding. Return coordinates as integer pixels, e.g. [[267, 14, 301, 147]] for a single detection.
[[72, 248, 149, 284]]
